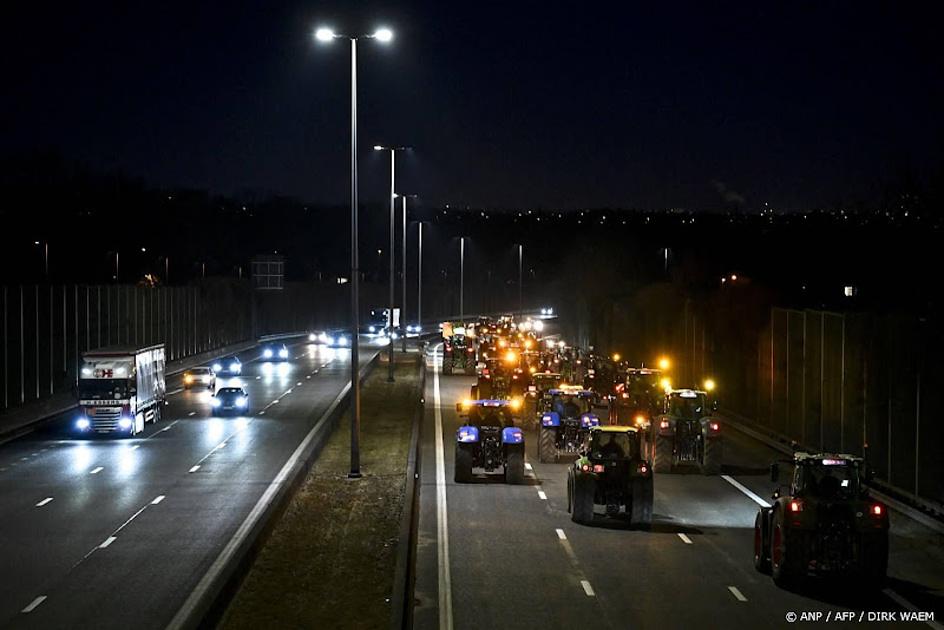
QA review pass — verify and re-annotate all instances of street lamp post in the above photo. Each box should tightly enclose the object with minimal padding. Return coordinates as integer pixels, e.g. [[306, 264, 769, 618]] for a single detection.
[[316, 25, 394, 478], [374, 145, 409, 381], [417, 222, 423, 330], [517, 244, 523, 315], [459, 237, 466, 325], [399, 194, 417, 352]]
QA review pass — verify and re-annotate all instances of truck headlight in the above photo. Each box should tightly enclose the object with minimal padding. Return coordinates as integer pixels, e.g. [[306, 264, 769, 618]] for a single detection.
[[118, 417, 133, 430], [76, 417, 90, 430]]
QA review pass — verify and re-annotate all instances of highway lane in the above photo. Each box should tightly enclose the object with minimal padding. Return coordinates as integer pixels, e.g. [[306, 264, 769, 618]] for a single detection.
[[414, 354, 944, 630], [0, 337, 379, 629]]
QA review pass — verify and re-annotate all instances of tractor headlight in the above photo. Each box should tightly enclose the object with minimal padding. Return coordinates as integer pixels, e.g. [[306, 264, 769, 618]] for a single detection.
[[118, 417, 133, 430]]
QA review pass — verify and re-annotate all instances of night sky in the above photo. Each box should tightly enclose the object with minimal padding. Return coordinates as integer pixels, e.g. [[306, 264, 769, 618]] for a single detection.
[[3, 1, 942, 211]]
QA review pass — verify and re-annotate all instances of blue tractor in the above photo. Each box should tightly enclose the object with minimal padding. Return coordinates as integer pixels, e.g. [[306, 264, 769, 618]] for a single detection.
[[538, 387, 601, 462], [454, 399, 525, 484]]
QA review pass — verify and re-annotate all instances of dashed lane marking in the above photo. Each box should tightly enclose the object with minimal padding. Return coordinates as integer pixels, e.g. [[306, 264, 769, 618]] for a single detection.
[[21, 596, 46, 613], [581, 580, 596, 597], [555, 528, 567, 540], [151, 495, 166, 505], [189, 465, 200, 473], [89, 467, 104, 475], [728, 586, 748, 602], [35, 497, 53, 507], [678, 533, 693, 544], [538, 490, 548, 500], [99, 536, 117, 549]]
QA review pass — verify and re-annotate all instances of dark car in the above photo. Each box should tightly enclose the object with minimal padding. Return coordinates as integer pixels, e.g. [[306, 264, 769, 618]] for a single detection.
[[212, 387, 249, 414], [212, 356, 243, 375], [262, 343, 290, 361]]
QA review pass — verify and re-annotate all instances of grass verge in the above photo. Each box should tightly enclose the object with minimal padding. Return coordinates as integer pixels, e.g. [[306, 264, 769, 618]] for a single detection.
[[221, 354, 421, 630]]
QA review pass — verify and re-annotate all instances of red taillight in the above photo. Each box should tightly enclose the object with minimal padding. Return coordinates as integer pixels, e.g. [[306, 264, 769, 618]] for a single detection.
[[709, 422, 720, 432], [871, 504, 883, 516], [660, 420, 670, 430], [581, 464, 591, 472], [789, 500, 803, 512], [592, 464, 605, 473]]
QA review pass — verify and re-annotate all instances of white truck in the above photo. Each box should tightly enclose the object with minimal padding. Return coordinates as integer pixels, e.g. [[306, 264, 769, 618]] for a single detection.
[[75, 344, 166, 436]]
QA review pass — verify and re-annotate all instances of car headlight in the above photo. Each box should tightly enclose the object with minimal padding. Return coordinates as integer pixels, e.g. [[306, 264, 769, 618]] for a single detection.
[[213, 363, 223, 372], [118, 417, 133, 429], [308, 333, 316, 342], [76, 417, 90, 430], [202, 375, 212, 382], [230, 363, 240, 373], [368, 326, 376, 333], [338, 336, 348, 346], [327, 336, 336, 346], [263, 348, 273, 358], [236, 397, 248, 407], [391, 332, 398, 340], [279, 348, 289, 358], [319, 333, 328, 343], [212, 398, 222, 407]]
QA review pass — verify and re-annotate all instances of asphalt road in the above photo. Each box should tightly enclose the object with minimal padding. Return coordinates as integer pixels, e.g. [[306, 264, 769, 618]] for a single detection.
[[414, 348, 944, 630], [0, 336, 380, 629]]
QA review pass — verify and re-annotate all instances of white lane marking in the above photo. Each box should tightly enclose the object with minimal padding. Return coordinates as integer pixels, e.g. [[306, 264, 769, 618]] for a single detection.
[[167, 388, 184, 397], [433, 346, 454, 630], [89, 466, 104, 475], [538, 490, 548, 500], [296, 382, 302, 386], [306, 375, 311, 379], [524, 462, 533, 471], [35, 497, 54, 507], [721, 474, 771, 507], [217, 442, 227, 449], [189, 465, 200, 473], [271, 399, 280, 404], [188, 412, 196, 416], [883, 588, 944, 630], [130, 445, 140, 450], [678, 533, 693, 544], [581, 580, 596, 597], [259, 411, 266, 415], [99, 536, 117, 549], [151, 495, 166, 505], [285, 389, 293, 395], [555, 528, 567, 540], [728, 586, 748, 602], [255, 376, 261, 380], [21, 596, 47, 613]]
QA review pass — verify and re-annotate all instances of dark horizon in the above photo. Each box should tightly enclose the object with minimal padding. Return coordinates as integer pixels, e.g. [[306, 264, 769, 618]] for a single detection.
[[3, 1, 943, 211]]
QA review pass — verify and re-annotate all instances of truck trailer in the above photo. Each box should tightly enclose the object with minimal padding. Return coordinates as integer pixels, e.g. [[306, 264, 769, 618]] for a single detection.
[[75, 344, 166, 436]]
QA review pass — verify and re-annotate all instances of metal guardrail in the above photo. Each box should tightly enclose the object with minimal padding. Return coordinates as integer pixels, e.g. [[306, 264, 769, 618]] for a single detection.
[[390, 354, 426, 630], [721, 409, 944, 535]]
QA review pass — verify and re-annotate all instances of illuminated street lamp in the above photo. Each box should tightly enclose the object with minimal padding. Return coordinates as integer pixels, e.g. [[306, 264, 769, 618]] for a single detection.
[[315, 24, 394, 478]]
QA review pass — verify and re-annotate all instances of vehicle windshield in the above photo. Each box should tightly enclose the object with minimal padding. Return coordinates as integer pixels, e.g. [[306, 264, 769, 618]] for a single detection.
[[550, 394, 591, 417], [217, 388, 245, 397], [801, 462, 860, 499], [468, 407, 511, 427], [78, 379, 131, 399], [667, 393, 708, 419], [590, 431, 638, 459], [190, 368, 211, 375]]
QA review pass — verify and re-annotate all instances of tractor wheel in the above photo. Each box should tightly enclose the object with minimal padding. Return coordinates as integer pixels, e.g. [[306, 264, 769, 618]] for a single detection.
[[538, 427, 557, 463], [571, 473, 595, 525], [504, 447, 525, 484], [454, 444, 473, 483], [630, 478, 653, 529], [753, 512, 771, 574], [653, 435, 673, 473], [701, 438, 723, 475], [770, 509, 796, 587], [442, 361, 453, 375]]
